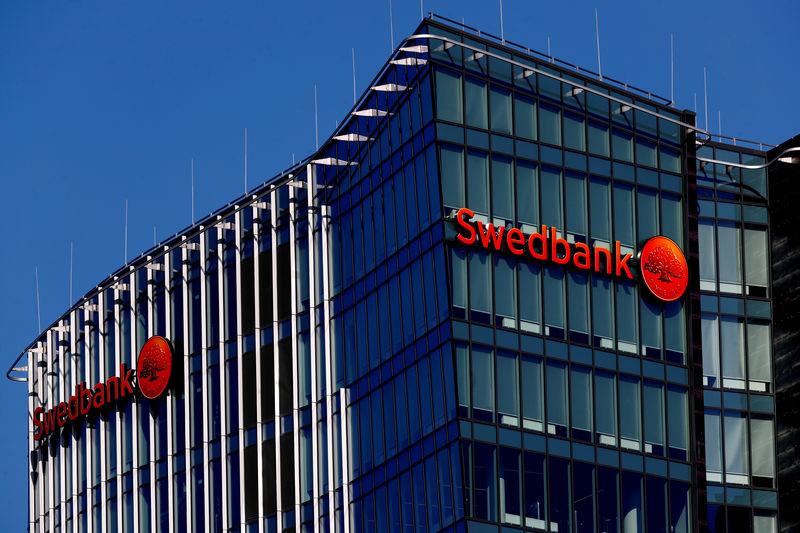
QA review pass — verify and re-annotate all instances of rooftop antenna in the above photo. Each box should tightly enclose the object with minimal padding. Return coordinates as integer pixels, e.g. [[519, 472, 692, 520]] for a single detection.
[[718, 111, 722, 137], [153, 226, 157, 246], [352, 48, 357, 105], [547, 36, 551, 59], [670, 33, 674, 106], [244, 127, 248, 193], [388, 0, 394, 51], [292, 153, 295, 165], [124, 199, 128, 264], [499, 0, 505, 43], [69, 241, 73, 305], [35, 266, 41, 334], [694, 93, 697, 113], [420, 0, 423, 20], [703, 67, 708, 132], [595, 8, 602, 80], [191, 158, 195, 223], [314, 84, 319, 150]]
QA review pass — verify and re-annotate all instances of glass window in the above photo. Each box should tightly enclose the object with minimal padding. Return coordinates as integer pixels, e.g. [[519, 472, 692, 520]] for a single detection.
[[514, 94, 537, 141], [521, 355, 544, 431], [465, 77, 488, 129], [497, 351, 519, 426], [718, 222, 742, 293], [724, 412, 749, 484], [499, 448, 522, 525], [640, 299, 662, 359], [619, 376, 641, 451], [539, 103, 561, 146], [565, 172, 587, 239], [472, 345, 494, 422], [668, 386, 689, 461], [747, 321, 772, 391], [519, 263, 541, 334], [541, 166, 563, 230], [455, 342, 470, 416], [573, 462, 595, 533], [699, 220, 717, 291], [490, 87, 512, 134], [616, 282, 638, 353], [644, 380, 665, 455], [587, 120, 609, 156], [592, 277, 614, 349], [516, 161, 539, 227], [563, 112, 586, 152], [636, 138, 657, 167], [646, 477, 668, 533], [750, 417, 775, 487], [637, 188, 659, 241], [595, 371, 617, 446], [568, 273, 589, 343], [494, 257, 517, 328], [549, 457, 572, 533], [661, 193, 683, 248], [435, 69, 463, 123], [664, 300, 686, 364], [704, 410, 723, 482], [546, 361, 568, 436], [720, 316, 745, 390], [570, 366, 593, 442], [612, 130, 633, 162], [467, 150, 490, 216], [613, 183, 635, 247], [589, 177, 611, 244], [470, 252, 492, 321], [492, 156, 514, 221], [598, 468, 620, 531], [544, 267, 566, 339], [474, 443, 496, 521], [440, 145, 465, 209], [451, 248, 467, 318], [744, 228, 768, 296], [523, 452, 547, 529], [621, 472, 643, 532]]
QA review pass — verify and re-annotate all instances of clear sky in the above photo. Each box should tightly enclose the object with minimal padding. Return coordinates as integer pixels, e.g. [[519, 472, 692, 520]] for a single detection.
[[0, 0, 797, 527]]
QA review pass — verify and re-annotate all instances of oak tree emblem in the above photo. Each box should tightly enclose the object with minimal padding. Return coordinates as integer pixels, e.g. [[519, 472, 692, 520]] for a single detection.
[[139, 347, 170, 382], [643, 245, 685, 283]]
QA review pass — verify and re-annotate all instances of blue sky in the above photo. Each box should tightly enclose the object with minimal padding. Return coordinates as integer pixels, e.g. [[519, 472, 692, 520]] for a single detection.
[[0, 0, 796, 527]]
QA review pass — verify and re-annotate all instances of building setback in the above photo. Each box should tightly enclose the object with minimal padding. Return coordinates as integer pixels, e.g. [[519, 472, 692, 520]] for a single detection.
[[9, 14, 798, 533]]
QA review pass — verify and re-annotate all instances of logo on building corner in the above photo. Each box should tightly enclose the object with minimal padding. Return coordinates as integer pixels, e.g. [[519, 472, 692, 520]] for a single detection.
[[639, 236, 688, 302], [136, 336, 173, 400]]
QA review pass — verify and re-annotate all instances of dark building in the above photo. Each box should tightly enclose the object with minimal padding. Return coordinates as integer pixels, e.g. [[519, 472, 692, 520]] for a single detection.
[[8, 13, 797, 533]]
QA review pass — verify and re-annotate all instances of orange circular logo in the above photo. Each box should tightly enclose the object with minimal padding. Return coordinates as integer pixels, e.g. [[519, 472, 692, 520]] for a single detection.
[[136, 336, 173, 400], [639, 236, 688, 302]]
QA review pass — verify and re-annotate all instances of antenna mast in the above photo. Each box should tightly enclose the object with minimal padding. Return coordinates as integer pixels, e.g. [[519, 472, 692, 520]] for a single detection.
[[595, 8, 602, 79]]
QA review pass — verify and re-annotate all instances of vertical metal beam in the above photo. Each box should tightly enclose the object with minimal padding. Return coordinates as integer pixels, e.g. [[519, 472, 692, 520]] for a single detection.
[[306, 164, 321, 532], [271, 189, 283, 531], [200, 229, 211, 531], [147, 261, 157, 532], [164, 251, 176, 533], [321, 201, 337, 533], [181, 243, 193, 533], [130, 274, 140, 533], [252, 203, 265, 533], [71, 310, 79, 533], [218, 225, 229, 533], [289, 182, 302, 529], [340, 387, 351, 533], [234, 209, 250, 532]]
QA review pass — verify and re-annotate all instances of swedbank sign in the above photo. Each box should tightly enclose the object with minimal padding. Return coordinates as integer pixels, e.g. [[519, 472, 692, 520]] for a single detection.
[[451, 207, 688, 303], [32, 336, 173, 442]]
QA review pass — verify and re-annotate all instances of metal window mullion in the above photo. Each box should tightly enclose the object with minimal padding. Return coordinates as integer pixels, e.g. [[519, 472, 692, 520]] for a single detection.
[[251, 204, 264, 533], [217, 226, 229, 533], [147, 262, 157, 532], [47, 329, 55, 533], [164, 251, 176, 533], [84, 311, 94, 533], [28, 347, 36, 532], [37, 338, 46, 532], [306, 165, 321, 532], [339, 387, 351, 533], [235, 209, 251, 532], [289, 184, 302, 527], [111, 288, 123, 533], [58, 324, 68, 532], [181, 245, 193, 533], [271, 190, 283, 530], [71, 310, 79, 533], [321, 203, 336, 533], [130, 275, 141, 533], [200, 229, 211, 531], [96, 290, 108, 533]]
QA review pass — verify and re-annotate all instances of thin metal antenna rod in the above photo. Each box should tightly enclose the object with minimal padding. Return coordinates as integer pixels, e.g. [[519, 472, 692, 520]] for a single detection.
[[703, 67, 708, 132], [718, 111, 722, 136], [154, 226, 157, 246], [420, 0, 423, 20], [69, 242, 73, 305], [694, 93, 697, 113], [191, 158, 195, 223], [352, 48, 356, 105], [389, 0, 394, 51], [35, 266, 41, 334], [670, 33, 674, 106], [547, 36, 551, 59], [244, 127, 248, 193], [595, 8, 602, 80], [124, 199, 128, 264], [499, 0, 505, 43], [314, 84, 319, 150]]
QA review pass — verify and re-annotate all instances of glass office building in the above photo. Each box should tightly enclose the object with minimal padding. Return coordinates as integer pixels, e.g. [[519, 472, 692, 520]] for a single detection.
[[10, 14, 794, 533]]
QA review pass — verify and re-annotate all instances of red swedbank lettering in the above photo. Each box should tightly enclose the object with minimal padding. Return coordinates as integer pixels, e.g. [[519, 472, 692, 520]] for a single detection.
[[453, 208, 634, 280]]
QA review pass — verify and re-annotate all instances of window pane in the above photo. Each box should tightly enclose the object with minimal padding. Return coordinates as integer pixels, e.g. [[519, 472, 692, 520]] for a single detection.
[[474, 443, 496, 521], [592, 277, 614, 349], [495, 257, 517, 328], [747, 322, 772, 389], [472, 345, 494, 422], [590, 177, 611, 243], [750, 417, 775, 486], [668, 386, 689, 461], [514, 94, 537, 141], [670, 481, 690, 533], [744, 228, 768, 295], [598, 468, 620, 532], [521, 355, 544, 431], [539, 103, 561, 146], [455, 343, 470, 415], [546, 361, 568, 436], [497, 351, 519, 426], [440, 145, 465, 208], [499, 448, 522, 525], [519, 263, 541, 333], [613, 183, 635, 247], [467, 150, 490, 215], [616, 282, 638, 353], [636, 138, 657, 167], [699, 220, 717, 291], [541, 166, 563, 229], [490, 87, 512, 134], [516, 161, 539, 226], [563, 112, 586, 152], [573, 462, 595, 533], [718, 222, 742, 293], [619, 376, 641, 450], [587, 120, 609, 156], [621, 472, 643, 532], [661, 193, 683, 248], [451, 248, 467, 317], [664, 299, 686, 364], [595, 371, 617, 446], [704, 410, 723, 482], [568, 273, 589, 342], [637, 188, 659, 241], [523, 452, 547, 529], [720, 316, 745, 389], [470, 252, 492, 320], [465, 77, 487, 129], [492, 156, 514, 221], [612, 129, 633, 162], [565, 172, 587, 239], [644, 381, 665, 455], [724, 412, 749, 483], [570, 366, 593, 441], [544, 267, 566, 339], [549, 457, 572, 533], [435, 69, 463, 123]]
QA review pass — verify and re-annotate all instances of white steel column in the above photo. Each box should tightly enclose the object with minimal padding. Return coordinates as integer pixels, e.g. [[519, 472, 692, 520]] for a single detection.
[[271, 189, 282, 531], [200, 229, 211, 531], [28, 344, 37, 533], [46, 329, 55, 533], [340, 387, 351, 533], [321, 202, 337, 533], [289, 182, 302, 527], [180, 240, 193, 533], [147, 259, 157, 532], [250, 201, 264, 533], [306, 164, 321, 532], [217, 223, 229, 533], [234, 208, 249, 532], [164, 250, 176, 533], [130, 273, 141, 533], [71, 310, 79, 533]]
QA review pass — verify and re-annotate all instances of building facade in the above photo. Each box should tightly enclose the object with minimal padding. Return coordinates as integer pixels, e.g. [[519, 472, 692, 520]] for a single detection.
[[10, 14, 795, 533]]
